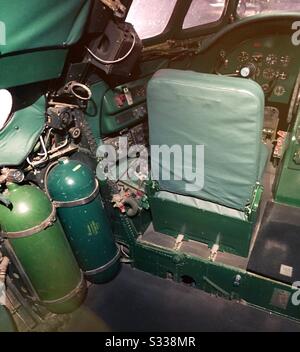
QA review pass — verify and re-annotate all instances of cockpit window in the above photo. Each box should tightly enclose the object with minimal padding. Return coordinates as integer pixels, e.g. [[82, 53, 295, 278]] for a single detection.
[[183, 0, 226, 29], [126, 0, 177, 40], [237, 0, 300, 18]]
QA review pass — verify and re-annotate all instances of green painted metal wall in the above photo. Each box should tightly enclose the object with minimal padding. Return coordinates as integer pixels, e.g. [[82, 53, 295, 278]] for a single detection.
[[275, 109, 300, 207]]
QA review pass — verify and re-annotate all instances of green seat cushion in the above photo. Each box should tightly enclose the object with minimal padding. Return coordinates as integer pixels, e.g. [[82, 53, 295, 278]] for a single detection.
[[156, 191, 247, 221], [147, 69, 266, 211], [0, 96, 46, 166]]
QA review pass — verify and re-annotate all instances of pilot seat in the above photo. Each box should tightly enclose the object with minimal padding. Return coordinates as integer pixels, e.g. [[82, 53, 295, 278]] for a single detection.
[[146, 69, 269, 257]]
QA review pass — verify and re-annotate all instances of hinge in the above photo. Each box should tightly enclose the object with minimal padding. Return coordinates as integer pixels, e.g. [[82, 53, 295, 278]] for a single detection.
[[174, 234, 184, 251], [209, 244, 219, 262]]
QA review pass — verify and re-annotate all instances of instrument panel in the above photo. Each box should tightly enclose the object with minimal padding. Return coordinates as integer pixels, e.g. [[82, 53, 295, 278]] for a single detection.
[[101, 77, 149, 135], [218, 34, 299, 104]]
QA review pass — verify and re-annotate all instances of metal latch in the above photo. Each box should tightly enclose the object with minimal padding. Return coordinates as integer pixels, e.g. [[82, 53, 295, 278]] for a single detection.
[[123, 87, 133, 106], [209, 244, 219, 262], [100, 0, 126, 18], [174, 234, 184, 251]]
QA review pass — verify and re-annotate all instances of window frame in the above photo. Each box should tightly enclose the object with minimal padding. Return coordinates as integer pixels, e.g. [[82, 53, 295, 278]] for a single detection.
[[181, 0, 229, 33], [235, 0, 300, 20], [125, 0, 180, 42], [125, 0, 233, 45]]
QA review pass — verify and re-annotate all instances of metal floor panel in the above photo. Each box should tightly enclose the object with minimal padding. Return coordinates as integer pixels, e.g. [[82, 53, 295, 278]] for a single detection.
[[248, 201, 300, 284], [63, 265, 300, 332]]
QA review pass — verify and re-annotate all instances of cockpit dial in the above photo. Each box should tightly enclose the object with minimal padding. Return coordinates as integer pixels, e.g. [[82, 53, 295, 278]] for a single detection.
[[280, 55, 290, 67], [238, 51, 250, 63], [251, 53, 264, 64], [266, 54, 278, 66], [263, 68, 276, 81], [278, 72, 288, 81]]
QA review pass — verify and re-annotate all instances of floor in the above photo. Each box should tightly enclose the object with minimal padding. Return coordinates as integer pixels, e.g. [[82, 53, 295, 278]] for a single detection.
[[64, 264, 300, 332], [248, 201, 300, 284]]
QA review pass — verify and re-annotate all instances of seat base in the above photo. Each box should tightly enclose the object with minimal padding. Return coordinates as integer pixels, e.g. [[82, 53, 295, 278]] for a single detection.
[[148, 188, 263, 258]]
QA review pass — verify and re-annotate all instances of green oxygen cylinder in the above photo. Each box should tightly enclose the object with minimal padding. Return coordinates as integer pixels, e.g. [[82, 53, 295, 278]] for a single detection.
[[0, 183, 86, 314], [0, 305, 17, 332], [46, 158, 120, 284]]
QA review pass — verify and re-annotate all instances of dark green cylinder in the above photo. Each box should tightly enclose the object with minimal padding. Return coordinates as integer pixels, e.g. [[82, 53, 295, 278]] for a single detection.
[[0, 305, 17, 332], [0, 184, 86, 314], [47, 159, 120, 284]]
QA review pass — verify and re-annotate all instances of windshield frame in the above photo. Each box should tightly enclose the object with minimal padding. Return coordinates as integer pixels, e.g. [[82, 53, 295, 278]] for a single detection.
[[236, 0, 300, 19], [126, 0, 232, 45], [125, 0, 300, 45]]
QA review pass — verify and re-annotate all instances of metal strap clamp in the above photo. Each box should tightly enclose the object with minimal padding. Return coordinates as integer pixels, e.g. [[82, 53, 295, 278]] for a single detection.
[[0, 205, 56, 239], [53, 180, 99, 208]]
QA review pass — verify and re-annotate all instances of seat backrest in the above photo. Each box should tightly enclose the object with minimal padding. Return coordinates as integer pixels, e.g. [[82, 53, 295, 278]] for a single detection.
[[147, 69, 265, 211]]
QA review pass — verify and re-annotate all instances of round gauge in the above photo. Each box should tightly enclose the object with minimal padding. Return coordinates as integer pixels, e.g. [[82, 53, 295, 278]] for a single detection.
[[278, 72, 288, 80], [238, 51, 249, 63], [273, 85, 286, 97], [262, 83, 270, 93], [266, 54, 278, 66], [280, 55, 290, 67], [240, 66, 251, 78], [252, 53, 264, 64], [9, 170, 25, 184], [263, 68, 276, 80]]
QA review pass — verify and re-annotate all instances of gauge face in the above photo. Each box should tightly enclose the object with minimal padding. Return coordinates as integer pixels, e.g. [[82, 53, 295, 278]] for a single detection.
[[238, 51, 249, 63], [280, 55, 290, 67], [263, 68, 276, 80], [252, 53, 264, 64], [273, 85, 286, 97], [278, 72, 288, 81], [266, 54, 278, 66], [240, 66, 251, 78]]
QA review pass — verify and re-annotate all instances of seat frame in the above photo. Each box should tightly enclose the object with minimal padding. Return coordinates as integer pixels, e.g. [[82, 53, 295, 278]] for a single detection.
[[146, 181, 263, 258]]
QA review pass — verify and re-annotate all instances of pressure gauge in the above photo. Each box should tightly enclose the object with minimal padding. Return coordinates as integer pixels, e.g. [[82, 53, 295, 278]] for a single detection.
[[239, 63, 257, 78], [252, 53, 264, 64], [7, 169, 25, 184], [238, 51, 249, 63], [263, 68, 276, 80], [273, 85, 286, 97], [240, 66, 251, 78], [280, 55, 290, 67], [278, 72, 288, 80], [266, 54, 278, 66]]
